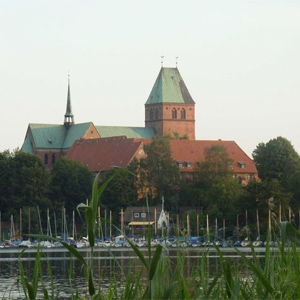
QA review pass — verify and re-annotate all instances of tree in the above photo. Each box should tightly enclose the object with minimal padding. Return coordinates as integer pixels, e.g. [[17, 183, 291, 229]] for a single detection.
[[140, 135, 180, 205], [202, 176, 243, 226], [0, 151, 51, 219], [49, 158, 93, 213], [101, 166, 139, 224], [253, 136, 300, 184], [196, 145, 234, 187]]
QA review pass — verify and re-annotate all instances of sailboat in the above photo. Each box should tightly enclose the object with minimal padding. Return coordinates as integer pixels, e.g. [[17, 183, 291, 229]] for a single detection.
[[221, 219, 228, 247], [233, 215, 241, 247], [203, 214, 213, 247], [38, 207, 53, 248], [241, 210, 250, 247], [253, 210, 263, 247], [214, 218, 221, 246]]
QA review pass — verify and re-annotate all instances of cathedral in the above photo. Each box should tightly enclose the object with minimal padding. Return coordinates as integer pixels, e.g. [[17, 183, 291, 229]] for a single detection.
[[21, 67, 258, 184]]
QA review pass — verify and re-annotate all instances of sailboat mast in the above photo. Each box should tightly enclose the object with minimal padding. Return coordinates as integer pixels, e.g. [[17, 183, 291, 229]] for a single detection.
[[237, 215, 239, 241], [110, 210, 112, 238], [20, 208, 22, 239], [98, 207, 101, 238], [28, 207, 31, 241], [72, 210, 75, 239], [215, 218, 218, 240], [256, 210, 260, 239], [54, 212, 57, 238], [37, 206, 43, 235], [246, 210, 249, 237], [206, 214, 210, 241]]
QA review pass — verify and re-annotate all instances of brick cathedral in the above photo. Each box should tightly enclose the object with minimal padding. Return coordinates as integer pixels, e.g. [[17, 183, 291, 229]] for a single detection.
[[22, 67, 258, 184]]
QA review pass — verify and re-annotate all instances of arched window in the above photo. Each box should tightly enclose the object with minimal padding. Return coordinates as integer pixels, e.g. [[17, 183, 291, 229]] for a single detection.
[[150, 109, 153, 120], [155, 108, 159, 120], [181, 108, 186, 119], [52, 154, 56, 165], [44, 154, 48, 165], [172, 108, 177, 119]]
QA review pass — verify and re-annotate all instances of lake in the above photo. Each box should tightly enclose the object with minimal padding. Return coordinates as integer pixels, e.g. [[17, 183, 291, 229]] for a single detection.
[[0, 246, 266, 299]]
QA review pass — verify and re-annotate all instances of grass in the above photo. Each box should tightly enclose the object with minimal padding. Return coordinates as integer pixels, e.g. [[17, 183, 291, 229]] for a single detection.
[[15, 170, 300, 299]]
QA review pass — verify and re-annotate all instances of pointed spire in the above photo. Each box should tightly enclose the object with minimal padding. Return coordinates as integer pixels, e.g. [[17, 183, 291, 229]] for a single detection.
[[64, 74, 74, 128]]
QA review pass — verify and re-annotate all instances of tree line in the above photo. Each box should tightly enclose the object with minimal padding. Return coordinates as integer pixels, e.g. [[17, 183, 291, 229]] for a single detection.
[[1, 135, 300, 239]]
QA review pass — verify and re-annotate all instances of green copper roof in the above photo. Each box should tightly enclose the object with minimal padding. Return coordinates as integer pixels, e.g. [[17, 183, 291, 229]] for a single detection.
[[29, 124, 66, 149], [96, 126, 156, 139], [21, 134, 34, 154], [22, 122, 93, 151], [145, 67, 195, 105], [62, 123, 92, 148], [21, 123, 154, 153]]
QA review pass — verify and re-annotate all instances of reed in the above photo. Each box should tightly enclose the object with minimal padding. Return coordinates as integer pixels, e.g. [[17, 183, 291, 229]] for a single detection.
[[16, 171, 300, 299]]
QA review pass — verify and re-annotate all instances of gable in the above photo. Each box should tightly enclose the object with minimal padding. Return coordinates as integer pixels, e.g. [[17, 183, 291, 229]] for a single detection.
[[21, 122, 96, 152], [62, 122, 96, 149], [26, 124, 67, 149]]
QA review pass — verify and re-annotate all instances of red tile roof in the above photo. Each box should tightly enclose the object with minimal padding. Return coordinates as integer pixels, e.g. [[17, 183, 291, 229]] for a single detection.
[[66, 137, 258, 179], [66, 136, 143, 172], [169, 139, 258, 174]]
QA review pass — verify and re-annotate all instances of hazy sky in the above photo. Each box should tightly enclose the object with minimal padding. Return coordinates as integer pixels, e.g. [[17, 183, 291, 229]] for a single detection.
[[1, 1, 299, 158]]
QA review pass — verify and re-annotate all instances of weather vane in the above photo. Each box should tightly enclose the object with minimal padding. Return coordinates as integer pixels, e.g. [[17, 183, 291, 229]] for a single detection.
[[176, 56, 179, 68], [161, 56, 164, 67]]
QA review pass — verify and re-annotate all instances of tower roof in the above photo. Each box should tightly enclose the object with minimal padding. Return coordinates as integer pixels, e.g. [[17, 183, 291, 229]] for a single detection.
[[145, 67, 195, 105], [64, 76, 74, 126]]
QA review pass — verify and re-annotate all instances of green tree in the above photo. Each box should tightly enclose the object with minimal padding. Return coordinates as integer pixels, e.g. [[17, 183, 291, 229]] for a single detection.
[[0, 150, 11, 214], [140, 135, 180, 205], [239, 179, 292, 237], [0, 151, 51, 219], [196, 145, 234, 187], [49, 158, 93, 213], [101, 165, 139, 224], [203, 176, 243, 227], [192, 145, 243, 227], [287, 171, 300, 212], [253, 136, 300, 184]]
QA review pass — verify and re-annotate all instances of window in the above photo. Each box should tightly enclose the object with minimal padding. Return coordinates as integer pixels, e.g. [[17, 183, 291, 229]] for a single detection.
[[155, 108, 159, 120], [134, 213, 139, 218], [172, 108, 177, 119], [186, 162, 192, 168], [238, 162, 245, 169], [52, 154, 56, 165], [178, 162, 183, 168], [181, 108, 186, 119], [44, 154, 48, 165], [141, 213, 146, 218]]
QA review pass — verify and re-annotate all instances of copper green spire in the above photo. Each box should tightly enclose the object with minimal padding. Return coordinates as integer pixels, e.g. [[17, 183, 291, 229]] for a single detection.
[[64, 74, 74, 128], [145, 67, 195, 105]]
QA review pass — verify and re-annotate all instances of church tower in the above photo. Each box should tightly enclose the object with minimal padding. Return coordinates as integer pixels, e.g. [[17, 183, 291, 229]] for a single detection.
[[64, 75, 75, 129], [145, 67, 195, 140]]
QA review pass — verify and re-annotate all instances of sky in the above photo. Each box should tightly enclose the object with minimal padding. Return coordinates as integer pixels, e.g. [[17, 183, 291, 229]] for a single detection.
[[1, 1, 300, 158]]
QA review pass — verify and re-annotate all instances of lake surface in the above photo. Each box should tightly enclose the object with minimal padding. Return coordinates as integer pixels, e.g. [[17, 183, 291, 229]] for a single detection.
[[0, 247, 266, 299]]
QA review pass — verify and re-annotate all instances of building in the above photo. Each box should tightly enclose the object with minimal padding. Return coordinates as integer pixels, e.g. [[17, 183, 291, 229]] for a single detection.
[[21, 77, 155, 168], [21, 65, 258, 184], [145, 67, 195, 140]]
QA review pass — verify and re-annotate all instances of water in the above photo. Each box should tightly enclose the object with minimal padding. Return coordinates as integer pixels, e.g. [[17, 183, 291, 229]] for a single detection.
[[0, 247, 265, 299]]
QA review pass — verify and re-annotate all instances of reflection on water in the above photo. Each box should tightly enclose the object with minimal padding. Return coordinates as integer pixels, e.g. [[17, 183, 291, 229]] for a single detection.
[[0, 248, 261, 299]]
